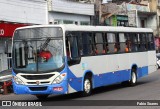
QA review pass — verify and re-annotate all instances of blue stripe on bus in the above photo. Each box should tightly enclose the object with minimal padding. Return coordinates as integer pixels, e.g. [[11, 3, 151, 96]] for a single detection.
[[12, 64, 149, 94], [68, 66, 148, 91], [137, 66, 148, 78], [67, 67, 82, 92]]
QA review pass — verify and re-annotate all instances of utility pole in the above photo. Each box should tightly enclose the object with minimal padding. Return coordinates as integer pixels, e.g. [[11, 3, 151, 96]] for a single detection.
[[99, 0, 102, 25]]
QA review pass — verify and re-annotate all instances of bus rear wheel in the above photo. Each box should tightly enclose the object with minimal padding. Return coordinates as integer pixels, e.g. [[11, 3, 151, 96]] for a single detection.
[[122, 70, 137, 86], [82, 76, 92, 96], [128, 70, 137, 86], [35, 94, 49, 100]]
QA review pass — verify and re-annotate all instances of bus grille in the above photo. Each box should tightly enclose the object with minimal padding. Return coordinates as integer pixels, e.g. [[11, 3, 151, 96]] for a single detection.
[[29, 87, 48, 91], [27, 81, 50, 84], [21, 74, 54, 80]]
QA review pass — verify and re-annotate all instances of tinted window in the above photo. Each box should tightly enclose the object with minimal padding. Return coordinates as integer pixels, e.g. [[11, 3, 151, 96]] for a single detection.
[[107, 33, 118, 53], [94, 33, 105, 54], [131, 33, 138, 52], [147, 33, 155, 50], [79, 32, 94, 56], [140, 33, 147, 51], [119, 33, 126, 52]]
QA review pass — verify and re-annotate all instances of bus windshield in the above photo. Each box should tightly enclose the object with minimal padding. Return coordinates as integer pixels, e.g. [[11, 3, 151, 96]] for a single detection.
[[12, 27, 64, 73]]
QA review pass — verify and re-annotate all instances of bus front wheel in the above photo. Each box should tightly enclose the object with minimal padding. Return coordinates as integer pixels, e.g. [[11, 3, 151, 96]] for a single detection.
[[82, 76, 92, 96]]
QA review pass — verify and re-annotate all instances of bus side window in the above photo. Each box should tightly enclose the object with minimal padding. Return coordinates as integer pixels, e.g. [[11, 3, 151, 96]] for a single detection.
[[147, 33, 155, 50], [78, 35, 84, 56], [107, 33, 116, 53], [137, 34, 141, 51], [124, 33, 131, 52], [81, 32, 93, 55], [104, 33, 109, 53], [66, 32, 80, 65], [69, 36, 79, 58], [94, 33, 105, 54], [131, 33, 138, 52], [65, 38, 70, 58], [140, 33, 147, 51], [119, 33, 125, 53]]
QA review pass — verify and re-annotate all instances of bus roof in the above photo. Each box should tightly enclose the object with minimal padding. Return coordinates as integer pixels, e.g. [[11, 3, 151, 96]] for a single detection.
[[15, 24, 153, 33]]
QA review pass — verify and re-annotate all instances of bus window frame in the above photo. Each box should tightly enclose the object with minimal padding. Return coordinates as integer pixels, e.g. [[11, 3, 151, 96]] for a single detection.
[[65, 31, 155, 60], [93, 32, 106, 55], [65, 31, 81, 66], [146, 33, 155, 51]]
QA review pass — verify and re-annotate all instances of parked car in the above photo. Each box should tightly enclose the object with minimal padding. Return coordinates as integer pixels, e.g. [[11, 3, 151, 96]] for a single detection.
[[156, 53, 160, 69], [0, 69, 12, 94]]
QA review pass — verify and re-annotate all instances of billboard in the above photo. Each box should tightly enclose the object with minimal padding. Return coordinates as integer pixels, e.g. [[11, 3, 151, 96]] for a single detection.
[[128, 10, 136, 27], [0, 22, 28, 37]]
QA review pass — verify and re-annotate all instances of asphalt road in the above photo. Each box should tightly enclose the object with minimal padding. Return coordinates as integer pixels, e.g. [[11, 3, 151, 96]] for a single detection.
[[0, 70, 160, 109]]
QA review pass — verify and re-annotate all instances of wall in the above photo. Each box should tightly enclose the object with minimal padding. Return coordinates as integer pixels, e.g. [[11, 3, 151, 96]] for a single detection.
[[126, 3, 150, 12], [149, 0, 157, 12], [48, 12, 91, 25], [48, 0, 94, 16], [137, 13, 157, 35], [147, 15, 157, 35], [0, 0, 47, 24]]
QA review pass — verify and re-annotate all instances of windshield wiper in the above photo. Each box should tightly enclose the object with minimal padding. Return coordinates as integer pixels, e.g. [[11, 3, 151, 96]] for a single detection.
[[40, 38, 51, 52]]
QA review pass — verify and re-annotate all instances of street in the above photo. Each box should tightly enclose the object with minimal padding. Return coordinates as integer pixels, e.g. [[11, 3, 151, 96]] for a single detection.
[[0, 69, 160, 109]]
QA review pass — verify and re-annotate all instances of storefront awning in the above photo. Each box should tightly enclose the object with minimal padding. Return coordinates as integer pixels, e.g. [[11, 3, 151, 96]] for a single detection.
[[0, 22, 28, 38]]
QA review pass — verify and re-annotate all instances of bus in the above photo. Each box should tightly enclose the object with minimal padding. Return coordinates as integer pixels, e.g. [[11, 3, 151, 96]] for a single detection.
[[12, 25, 157, 99]]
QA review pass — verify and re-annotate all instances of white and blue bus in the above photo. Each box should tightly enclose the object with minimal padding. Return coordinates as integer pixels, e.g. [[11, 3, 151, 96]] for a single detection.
[[12, 25, 157, 99]]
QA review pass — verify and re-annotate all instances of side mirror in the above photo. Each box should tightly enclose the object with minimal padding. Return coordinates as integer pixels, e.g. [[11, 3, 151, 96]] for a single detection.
[[68, 57, 80, 66]]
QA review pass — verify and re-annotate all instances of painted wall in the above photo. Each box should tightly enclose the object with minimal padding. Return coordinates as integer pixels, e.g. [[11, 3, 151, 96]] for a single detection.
[[147, 15, 157, 34], [48, 0, 94, 16], [0, 0, 47, 24], [148, 0, 157, 12], [48, 12, 91, 25]]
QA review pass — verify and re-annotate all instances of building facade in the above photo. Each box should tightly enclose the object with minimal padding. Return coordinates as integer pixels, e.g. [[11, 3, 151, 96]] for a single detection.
[[154, 0, 160, 52], [0, 0, 95, 72], [0, 0, 47, 71], [97, 0, 157, 29], [47, 0, 95, 25]]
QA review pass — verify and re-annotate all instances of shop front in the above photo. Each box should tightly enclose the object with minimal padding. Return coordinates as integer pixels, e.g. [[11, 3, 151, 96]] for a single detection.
[[0, 22, 28, 71]]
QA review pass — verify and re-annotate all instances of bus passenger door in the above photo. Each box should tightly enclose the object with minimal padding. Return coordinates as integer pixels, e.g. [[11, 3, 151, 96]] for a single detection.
[[66, 32, 82, 92], [66, 33, 80, 66]]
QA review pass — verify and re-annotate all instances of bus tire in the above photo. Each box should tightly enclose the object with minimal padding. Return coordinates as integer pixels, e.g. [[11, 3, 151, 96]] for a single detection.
[[129, 70, 137, 86], [35, 94, 49, 100], [82, 76, 92, 96], [121, 70, 137, 87]]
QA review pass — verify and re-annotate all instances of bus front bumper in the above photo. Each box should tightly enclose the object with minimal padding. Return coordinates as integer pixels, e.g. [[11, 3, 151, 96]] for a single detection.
[[12, 81, 68, 95]]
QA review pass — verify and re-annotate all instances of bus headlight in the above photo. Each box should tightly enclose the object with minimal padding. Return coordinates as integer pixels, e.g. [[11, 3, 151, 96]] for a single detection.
[[13, 76, 24, 85], [52, 73, 66, 84]]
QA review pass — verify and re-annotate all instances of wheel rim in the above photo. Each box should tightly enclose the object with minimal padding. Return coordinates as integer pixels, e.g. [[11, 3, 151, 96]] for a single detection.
[[132, 72, 136, 84], [84, 79, 91, 93]]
